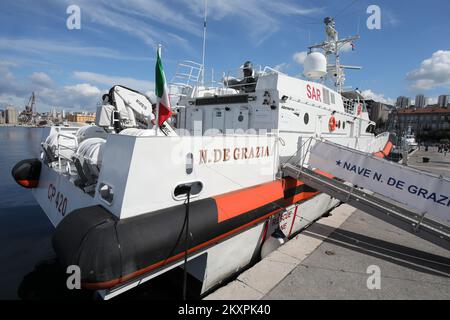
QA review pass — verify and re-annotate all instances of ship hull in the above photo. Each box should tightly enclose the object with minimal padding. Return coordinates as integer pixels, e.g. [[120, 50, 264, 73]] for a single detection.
[[52, 177, 337, 292], [52, 188, 337, 296], [16, 129, 393, 297]]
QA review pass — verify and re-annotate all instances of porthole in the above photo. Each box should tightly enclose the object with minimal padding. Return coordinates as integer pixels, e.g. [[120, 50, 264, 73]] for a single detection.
[[304, 113, 309, 125], [337, 120, 341, 129], [343, 121, 346, 129]]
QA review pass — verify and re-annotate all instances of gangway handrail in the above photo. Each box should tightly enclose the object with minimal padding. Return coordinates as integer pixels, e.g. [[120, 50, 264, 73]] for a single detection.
[[282, 162, 450, 250]]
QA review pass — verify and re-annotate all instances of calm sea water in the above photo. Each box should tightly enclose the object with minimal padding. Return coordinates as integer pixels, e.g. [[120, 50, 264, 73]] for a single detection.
[[0, 127, 54, 299], [0, 126, 199, 300]]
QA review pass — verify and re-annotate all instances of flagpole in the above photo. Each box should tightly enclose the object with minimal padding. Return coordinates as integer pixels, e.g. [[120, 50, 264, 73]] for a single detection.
[[201, 0, 207, 86], [155, 44, 162, 136]]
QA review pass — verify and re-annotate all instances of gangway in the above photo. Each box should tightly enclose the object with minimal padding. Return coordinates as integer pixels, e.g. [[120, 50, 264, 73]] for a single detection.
[[282, 139, 450, 251]]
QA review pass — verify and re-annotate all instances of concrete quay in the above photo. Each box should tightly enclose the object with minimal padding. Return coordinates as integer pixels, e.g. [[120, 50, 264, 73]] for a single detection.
[[205, 147, 450, 300]]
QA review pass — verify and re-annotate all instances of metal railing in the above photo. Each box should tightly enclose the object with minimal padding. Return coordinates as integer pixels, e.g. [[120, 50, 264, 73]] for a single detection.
[[281, 137, 450, 250], [343, 97, 356, 114], [56, 133, 78, 171], [169, 60, 204, 100], [169, 62, 285, 100]]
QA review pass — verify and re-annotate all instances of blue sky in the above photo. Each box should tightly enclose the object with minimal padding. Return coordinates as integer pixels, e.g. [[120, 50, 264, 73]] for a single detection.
[[1, 0, 450, 111]]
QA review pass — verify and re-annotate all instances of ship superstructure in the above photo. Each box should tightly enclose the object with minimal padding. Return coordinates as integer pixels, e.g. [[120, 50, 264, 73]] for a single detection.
[[11, 17, 395, 298]]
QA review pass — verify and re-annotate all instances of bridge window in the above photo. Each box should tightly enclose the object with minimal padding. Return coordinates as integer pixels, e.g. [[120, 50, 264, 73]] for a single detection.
[[323, 88, 330, 105]]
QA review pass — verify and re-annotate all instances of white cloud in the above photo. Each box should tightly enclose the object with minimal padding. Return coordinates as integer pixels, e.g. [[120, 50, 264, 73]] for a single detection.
[[428, 97, 438, 105], [293, 51, 308, 65], [0, 84, 104, 111], [60, 0, 197, 51], [0, 63, 28, 98], [29, 72, 53, 88], [1, 71, 156, 112], [107, 0, 201, 37], [0, 61, 18, 68], [273, 63, 289, 73], [361, 89, 395, 105], [341, 42, 353, 52], [0, 64, 156, 111], [406, 50, 450, 90], [0, 63, 104, 110], [73, 71, 154, 93], [384, 11, 400, 27], [37, 83, 104, 110], [0, 37, 151, 61], [64, 83, 102, 97], [0, 93, 25, 108], [181, 0, 322, 45]]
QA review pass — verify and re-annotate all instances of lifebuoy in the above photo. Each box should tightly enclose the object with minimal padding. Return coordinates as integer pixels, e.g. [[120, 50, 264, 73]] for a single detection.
[[328, 115, 337, 132]]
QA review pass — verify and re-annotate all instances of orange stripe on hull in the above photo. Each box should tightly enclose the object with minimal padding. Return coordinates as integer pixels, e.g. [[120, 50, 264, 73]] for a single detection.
[[213, 177, 314, 223], [214, 180, 284, 223], [286, 191, 319, 205]]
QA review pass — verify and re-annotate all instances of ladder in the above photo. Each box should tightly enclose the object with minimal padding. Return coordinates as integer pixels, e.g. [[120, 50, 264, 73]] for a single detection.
[[282, 163, 450, 251]]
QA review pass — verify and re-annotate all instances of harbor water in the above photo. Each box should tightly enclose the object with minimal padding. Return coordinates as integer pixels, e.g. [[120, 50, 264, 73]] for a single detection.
[[0, 126, 54, 299]]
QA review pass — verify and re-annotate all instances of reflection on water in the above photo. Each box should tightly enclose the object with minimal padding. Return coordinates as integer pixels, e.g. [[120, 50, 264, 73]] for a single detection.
[[18, 258, 202, 300], [0, 127, 44, 208], [0, 127, 200, 300], [0, 127, 53, 299]]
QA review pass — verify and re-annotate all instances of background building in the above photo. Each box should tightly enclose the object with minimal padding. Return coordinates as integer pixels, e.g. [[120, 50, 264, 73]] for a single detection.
[[5, 106, 18, 124], [396, 96, 410, 109], [364, 99, 394, 133], [66, 112, 96, 123], [387, 106, 450, 142], [415, 94, 427, 108], [438, 95, 449, 108], [0, 109, 4, 124]]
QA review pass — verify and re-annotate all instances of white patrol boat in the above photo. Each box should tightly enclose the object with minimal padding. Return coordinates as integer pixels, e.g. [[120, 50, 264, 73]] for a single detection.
[[401, 126, 419, 152], [12, 17, 394, 298]]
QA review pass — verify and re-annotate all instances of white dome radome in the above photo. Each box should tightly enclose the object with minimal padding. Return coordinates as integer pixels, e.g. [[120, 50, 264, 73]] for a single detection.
[[303, 52, 327, 79]]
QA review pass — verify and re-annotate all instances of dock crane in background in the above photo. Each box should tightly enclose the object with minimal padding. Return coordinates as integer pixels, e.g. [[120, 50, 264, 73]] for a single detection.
[[19, 92, 36, 124]]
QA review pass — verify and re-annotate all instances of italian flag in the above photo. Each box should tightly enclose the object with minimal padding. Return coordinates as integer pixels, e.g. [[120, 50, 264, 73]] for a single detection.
[[155, 48, 172, 126]]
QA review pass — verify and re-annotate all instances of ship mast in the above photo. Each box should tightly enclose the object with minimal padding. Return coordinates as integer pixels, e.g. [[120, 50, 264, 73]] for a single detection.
[[200, 0, 208, 86], [308, 17, 361, 93]]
